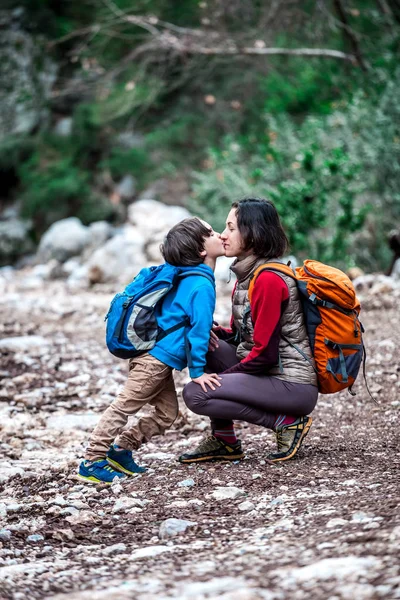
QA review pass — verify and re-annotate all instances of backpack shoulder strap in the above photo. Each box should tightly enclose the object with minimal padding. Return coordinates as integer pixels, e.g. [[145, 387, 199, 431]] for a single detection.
[[248, 262, 297, 303]]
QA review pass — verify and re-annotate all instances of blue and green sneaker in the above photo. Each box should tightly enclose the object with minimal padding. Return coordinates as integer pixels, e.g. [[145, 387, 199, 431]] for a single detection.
[[78, 459, 126, 484], [106, 445, 147, 475]]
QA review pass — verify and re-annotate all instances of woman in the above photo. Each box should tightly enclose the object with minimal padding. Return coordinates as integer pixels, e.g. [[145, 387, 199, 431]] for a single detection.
[[179, 198, 318, 463]]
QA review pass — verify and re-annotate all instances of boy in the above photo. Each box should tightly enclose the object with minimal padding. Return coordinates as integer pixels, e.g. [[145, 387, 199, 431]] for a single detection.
[[78, 217, 223, 484]]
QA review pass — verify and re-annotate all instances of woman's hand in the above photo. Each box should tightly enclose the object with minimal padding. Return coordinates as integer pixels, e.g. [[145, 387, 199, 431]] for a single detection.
[[192, 373, 222, 392], [208, 329, 220, 352]]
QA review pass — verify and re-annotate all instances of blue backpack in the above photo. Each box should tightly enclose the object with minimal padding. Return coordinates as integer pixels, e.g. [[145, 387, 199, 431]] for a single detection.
[[105, 263, 212, 359]]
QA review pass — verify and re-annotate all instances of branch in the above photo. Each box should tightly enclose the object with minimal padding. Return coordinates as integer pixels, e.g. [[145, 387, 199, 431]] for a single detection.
[[178, 45, 356, 62], [155, 32, 357, 62], [47, 13, 359, 73]]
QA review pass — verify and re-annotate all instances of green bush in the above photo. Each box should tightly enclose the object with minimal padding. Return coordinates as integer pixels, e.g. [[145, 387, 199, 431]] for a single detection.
[[190, 114, 371, 269], [19, 152, 113, 233]]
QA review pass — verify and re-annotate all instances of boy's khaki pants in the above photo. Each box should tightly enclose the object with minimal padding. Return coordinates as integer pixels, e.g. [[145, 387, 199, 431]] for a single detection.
[[85, 353, 178, 461]]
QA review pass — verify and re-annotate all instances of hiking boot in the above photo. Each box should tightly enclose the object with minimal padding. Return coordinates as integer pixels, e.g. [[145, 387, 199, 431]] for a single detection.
[[178, 435, 244, 463], [107, 445, 147, 475], [78, 459, 126, 484], [267, 416, 312, 462]]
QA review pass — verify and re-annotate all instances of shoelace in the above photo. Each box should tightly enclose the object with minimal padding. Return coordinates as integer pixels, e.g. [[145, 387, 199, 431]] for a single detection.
[[104, 465, 118, 473], [276, 428, 293, 450], [196, 435, 218, 452]]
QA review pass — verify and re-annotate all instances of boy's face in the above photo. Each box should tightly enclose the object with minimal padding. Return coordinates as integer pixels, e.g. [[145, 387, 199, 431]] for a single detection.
[[200, 220, 225, 259]]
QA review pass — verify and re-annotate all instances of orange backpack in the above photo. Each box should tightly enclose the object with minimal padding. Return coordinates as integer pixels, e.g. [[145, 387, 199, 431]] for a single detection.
[[248, 259, 366, 396]]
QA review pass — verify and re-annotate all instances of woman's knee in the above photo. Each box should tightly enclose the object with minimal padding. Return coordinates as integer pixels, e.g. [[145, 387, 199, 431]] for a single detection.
[[182, 382, 208, 415]]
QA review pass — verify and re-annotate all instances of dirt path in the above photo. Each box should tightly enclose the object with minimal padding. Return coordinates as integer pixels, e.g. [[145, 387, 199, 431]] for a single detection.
[[0, 271, 399, 600]]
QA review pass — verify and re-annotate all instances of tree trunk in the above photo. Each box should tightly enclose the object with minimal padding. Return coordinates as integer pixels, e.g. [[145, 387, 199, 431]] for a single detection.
[[332, 0, 368, 70]]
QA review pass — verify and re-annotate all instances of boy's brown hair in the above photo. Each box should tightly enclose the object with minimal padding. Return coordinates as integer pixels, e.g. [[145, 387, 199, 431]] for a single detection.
[[160, 217, 211, 266]]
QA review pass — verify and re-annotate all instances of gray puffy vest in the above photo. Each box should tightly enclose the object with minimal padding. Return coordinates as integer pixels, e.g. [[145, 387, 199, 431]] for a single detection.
[[231, 257, 317, 386]]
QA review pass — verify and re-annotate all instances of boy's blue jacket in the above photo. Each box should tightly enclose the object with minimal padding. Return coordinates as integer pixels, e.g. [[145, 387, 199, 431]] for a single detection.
[[149, 263, 216, 379]]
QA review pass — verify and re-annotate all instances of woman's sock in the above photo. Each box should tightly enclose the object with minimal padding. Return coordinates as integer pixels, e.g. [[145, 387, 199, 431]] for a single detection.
[[211, 419, 237, 444], [274, 414, 297, 430]]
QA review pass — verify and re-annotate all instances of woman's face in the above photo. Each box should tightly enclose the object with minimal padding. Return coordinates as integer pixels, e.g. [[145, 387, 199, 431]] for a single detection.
[[221, 208, 251, 259]]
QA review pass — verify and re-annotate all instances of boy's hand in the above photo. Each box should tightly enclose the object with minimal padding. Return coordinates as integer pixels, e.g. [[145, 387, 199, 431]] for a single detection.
[[192, 373, 222, 392]]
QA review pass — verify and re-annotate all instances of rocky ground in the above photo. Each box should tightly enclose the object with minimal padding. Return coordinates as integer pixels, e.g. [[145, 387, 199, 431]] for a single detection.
[[0, 268, 399, 600]]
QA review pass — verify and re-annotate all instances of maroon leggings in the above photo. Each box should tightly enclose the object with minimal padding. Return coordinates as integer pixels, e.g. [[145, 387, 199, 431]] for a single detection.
[[183, 341, 318, 431]]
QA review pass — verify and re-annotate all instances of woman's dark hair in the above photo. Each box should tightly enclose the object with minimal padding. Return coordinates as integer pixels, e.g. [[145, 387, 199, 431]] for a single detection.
[[160, 217, 211, 266], [232, 198, 289, 259]]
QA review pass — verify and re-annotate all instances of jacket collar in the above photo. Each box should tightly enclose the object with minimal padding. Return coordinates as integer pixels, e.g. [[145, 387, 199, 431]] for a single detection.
[[229, 254, 262, 282]]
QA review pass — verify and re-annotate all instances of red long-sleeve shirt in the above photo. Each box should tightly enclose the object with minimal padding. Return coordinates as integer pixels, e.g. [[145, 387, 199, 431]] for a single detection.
[[221, 271, 289, 375]]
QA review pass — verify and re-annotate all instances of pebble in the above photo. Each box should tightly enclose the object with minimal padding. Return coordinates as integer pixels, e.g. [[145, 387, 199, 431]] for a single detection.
[[364, 521, 381, 529], [130, 545, 175, 560], [26, 534, 44, 543], [270, 496, 284, 506], [0, 529, 12, 542], [102, 543, 127, 555], [326, 518, 348, 528], [209, 487, 246, 501], [177, 478, 195, 487], [112, 497, 145, 513], [238, 501, 255, 512], [159, 518, 197, 539]]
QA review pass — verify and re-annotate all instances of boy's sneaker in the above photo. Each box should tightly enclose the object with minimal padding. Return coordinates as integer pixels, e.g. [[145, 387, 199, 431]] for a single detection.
[[178, 435, 244, 463], [78, 459, 126, 484], [268, 416, 312, 462], [106, 445, 146, 475]]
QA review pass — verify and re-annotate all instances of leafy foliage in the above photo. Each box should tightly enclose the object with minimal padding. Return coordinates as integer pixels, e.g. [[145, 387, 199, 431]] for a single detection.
[[1, 0, 400, 269]]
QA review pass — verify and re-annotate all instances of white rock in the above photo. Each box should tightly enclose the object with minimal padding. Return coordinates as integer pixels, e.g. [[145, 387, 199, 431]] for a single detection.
[[130, 545, 175, 560], [364, 521, 380, 530], [176, 577, 248, 597], [159, 518, 197, 540], [46, 413, 99, 431], [341, 479, 359, 486], [112, 497, 145, 513], [140, 451, 175, 461], [66, 264, 90, 290], [209, 487, 246, 501], [390, 525, 400, 542], [102, 543, 127, 555], [51, 496, 68, 507], [82, 221, 114, 261], [116, 175, 136, 199], [65, 510, 97, 525], [26, 534, 44, 543], [238, 501, 255, 512], [0, 336, 49, 354], [168, 500, 189, 508], [54, 117, 72, 137], [177, 478, 195, 488], [0, 561, 66, 580], [214, 255, 234, 282], [0, 530, 11, 542], [326, 518, 348, 528], [85, 227, 146, 284], [38, 217, 90, 263], [0, 465, 25, 484], [187, 499, 204, 506], [128, 199, 190, 235], [392, 257, 400, 280], [273, 556, 380, 583], [351, 512, 374, 523]]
